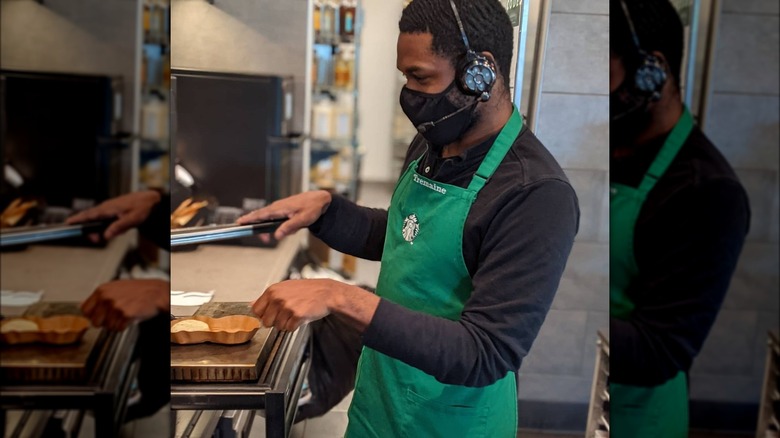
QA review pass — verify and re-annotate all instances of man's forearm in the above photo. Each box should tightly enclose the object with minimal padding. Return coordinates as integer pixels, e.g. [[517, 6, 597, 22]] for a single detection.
[[309, 195, 388, 261], [327, 282, 380, 332]]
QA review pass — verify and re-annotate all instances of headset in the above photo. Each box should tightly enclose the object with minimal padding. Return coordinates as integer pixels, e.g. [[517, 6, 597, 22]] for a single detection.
[[618, 0, 667, 102], [449, 0, 496, 102]]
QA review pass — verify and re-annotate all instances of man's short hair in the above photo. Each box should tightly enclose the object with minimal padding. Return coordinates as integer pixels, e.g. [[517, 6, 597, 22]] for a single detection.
[[611, 0, 685, 86], [399, 0, 514, 85]]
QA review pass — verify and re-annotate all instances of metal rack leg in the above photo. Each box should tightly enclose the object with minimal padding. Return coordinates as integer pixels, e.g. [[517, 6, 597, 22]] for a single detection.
[[265, 392, 287, 438]]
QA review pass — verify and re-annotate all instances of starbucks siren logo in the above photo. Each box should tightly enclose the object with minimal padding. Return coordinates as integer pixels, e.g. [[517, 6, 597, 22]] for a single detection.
[[402, 213, 419, 244]]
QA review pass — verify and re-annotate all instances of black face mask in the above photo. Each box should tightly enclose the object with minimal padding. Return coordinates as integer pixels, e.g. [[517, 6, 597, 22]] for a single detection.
[[399, 81, 479, 147], [610, 78, 652, 149]]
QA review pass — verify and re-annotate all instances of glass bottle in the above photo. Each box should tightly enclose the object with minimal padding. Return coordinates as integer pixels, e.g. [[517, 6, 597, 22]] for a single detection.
[[313, 0, 322, 42], [322, 0, 337, 44], [339, 0, 357, 42], [334, 48, 350, 89]]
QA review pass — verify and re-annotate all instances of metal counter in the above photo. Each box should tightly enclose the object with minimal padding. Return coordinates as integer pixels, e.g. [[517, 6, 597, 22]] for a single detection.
[[170, 232, 310, 438], [1, 229, 137, 437], [0, 325, 140, 437]]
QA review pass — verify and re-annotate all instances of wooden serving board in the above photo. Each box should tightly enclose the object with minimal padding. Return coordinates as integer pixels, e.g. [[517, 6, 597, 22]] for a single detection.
[[170, 302, 278, 382], [0, 303, 104, 383]]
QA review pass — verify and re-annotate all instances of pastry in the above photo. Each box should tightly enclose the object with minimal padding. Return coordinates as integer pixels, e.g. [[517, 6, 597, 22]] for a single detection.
[[1, 319, 39, 333], [171, 319, 210, 332]]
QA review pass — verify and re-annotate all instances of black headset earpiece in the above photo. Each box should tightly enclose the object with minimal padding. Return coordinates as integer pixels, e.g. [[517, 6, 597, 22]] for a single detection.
[[634, 52, 667, 102], [619, 0, 667, 102], [449, 0, 496, 102]]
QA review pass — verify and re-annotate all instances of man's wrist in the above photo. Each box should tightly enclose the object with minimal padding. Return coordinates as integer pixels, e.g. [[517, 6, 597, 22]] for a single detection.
[[325, 280, 379, 333], [318, 190, 333, 216], [144, 190, 163, 205]]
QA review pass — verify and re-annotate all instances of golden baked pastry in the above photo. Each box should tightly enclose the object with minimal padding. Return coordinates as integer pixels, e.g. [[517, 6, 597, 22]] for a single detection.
[[171, 319, 210, 332], [1, 319, 39, 333], [171, 198, 208, 229], [1, 198, 37, 228]]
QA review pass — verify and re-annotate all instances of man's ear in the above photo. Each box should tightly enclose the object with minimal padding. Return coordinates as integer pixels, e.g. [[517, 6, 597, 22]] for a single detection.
[[649, 50, 670, 77], [480, 51, 497, 67]]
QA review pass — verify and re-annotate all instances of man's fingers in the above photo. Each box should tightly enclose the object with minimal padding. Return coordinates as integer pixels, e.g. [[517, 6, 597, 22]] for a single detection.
[[261, 304, 280, 328], [274, 216, 308, 240], [81, 290, 101, 316], [103, 216, 137, 240], [251, 292, 270, 317], [89, 301, 111, 328], [283, 316, 302, 332], [67, 207, 115, 225], [237, 204, 292, 225]]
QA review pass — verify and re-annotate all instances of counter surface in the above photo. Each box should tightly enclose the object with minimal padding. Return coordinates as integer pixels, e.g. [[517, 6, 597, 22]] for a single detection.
[[0, 232, 134, 302], [170, 232, 304, 303]]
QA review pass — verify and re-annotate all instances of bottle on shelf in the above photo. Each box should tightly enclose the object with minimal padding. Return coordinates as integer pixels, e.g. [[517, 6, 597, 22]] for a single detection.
[[141, 91, 169, 143], [339, 0, 357, 42], [312, 50, 319, 89], [333, 91, 354, 140], [334, 47, 350, 89], [149, 0, 161, 44], [312, 96, 335, 140], [322, 0, 338, 44], [143, 0, 152, 41], [313, 0, 322, 41]]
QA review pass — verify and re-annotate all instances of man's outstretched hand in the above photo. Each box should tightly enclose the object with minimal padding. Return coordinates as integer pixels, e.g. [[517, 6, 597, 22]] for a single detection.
[[81, 279, 170, 331], [67, 191, 161, 242]]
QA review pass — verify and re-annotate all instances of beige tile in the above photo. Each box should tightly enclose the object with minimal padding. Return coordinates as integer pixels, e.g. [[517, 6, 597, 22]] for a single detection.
[[704, 94, 779, 170], [735, 169, 777, 242], [331, 390, 354, 413], [303, 411, 348, 438], [552, 242, 609, 312], [517, 374, 594, 404], [561, 169, 609, 243], [521, 310, 589, 377], [721, 0, 780, 14], [551, 0, 608, 15], [536, 94, 610, 171], [712, 14, 780, 95], [722, 243, 780, 311], [542, 13, 609, 95], [691, 310, 758, 377]]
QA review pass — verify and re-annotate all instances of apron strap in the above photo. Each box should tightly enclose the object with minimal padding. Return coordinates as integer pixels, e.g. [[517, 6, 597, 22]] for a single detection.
[[467, 107, 523, 192], [637, 107, 694, 195]]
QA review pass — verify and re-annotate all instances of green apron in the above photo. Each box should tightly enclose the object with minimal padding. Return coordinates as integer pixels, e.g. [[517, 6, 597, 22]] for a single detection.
[[609, 107, 694, 437], [345, 108, 523, 438]]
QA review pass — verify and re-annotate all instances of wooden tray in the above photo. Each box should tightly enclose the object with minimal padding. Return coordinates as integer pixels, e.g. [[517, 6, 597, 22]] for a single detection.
[[0, 302, 103, 383], [0, 327, 104, 383], [170, 302, 278, 382]]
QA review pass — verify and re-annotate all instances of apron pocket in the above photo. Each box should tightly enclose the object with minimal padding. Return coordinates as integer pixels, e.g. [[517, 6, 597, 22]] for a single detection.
[[401, 388, 488, 438]]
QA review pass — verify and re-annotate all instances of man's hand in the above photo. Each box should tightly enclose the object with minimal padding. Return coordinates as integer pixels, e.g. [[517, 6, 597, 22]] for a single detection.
[[66, 191, 162, 241], [81, 279, 170, 331], [237, 190, 332, 242], [250, 279, 380, 332]]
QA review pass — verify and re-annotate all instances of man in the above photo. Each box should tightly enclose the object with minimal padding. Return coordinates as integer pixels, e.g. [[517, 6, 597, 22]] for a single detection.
[[239, 1, 578, 435], [609, 0, 750, 436], [67, 190, 171, 421]]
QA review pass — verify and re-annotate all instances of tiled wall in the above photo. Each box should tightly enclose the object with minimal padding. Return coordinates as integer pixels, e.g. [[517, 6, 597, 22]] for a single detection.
[[517, 0, 609, 431], [170, 0, 308, 134], [0, 0, 140, 135], [693, 0, 779, 425]]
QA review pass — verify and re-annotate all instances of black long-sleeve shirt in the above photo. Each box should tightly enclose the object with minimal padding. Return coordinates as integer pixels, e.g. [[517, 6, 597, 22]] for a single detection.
[[310, 125, 580, 387], [610, 125, 750, 386], [138, 193, 170, 250]]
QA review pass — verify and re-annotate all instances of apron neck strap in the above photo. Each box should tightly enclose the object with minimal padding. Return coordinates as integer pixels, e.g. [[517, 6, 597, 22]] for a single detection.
[[637, 106, 694, 194], [467, 106, 523, 192]]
